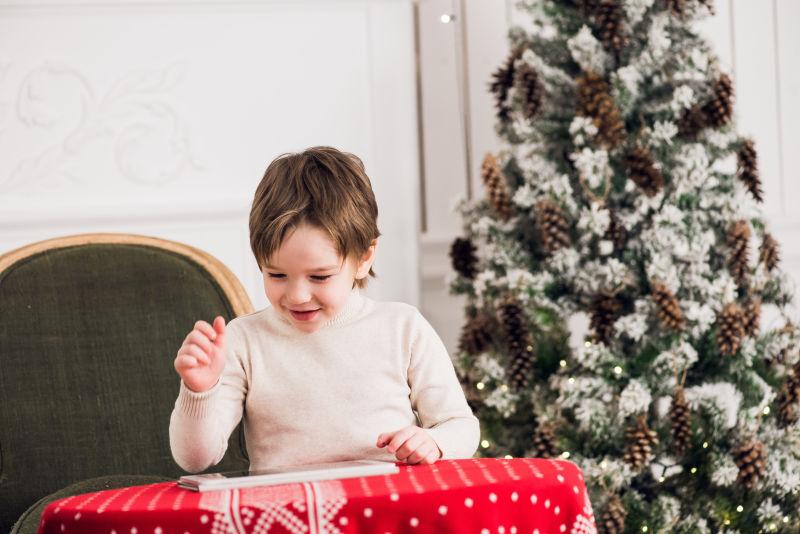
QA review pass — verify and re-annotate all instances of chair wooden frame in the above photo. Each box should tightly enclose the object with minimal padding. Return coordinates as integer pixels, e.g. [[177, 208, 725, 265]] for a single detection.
[[0, 233, 254, 317]]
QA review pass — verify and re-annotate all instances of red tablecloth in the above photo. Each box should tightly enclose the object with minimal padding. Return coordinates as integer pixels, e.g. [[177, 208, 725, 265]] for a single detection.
[[39, 458, 596, 534]]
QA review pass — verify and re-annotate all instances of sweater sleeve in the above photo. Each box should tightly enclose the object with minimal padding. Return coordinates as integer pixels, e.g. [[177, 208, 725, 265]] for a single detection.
[[168, 323, 248, 473], [407, 310, 480, 459]]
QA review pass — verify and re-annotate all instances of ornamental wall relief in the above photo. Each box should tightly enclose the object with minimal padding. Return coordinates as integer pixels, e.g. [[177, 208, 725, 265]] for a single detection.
[[0, 60, 201, 192]]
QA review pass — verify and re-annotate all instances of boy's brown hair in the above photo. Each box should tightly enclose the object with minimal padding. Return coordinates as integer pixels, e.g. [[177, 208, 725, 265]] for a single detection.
[[249, 146, 380, 288]]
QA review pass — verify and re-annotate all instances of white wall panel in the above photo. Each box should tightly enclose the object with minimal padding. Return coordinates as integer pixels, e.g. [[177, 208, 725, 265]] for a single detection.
[[0, 0, 420, 310]]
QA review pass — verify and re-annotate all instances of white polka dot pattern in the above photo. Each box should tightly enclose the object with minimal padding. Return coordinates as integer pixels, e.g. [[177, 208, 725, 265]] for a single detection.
[[36, 459, 596, 534]]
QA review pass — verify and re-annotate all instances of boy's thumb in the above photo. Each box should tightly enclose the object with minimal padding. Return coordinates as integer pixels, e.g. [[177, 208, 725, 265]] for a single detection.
[[213, 316, 226, 341]]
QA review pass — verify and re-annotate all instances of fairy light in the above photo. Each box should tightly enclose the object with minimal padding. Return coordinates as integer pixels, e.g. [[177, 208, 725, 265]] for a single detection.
[[723, 519, 731, 526], [568, 377, 575, 384], [560, 451, 571, 459], [641, 526, 648, 532], [783, 517, 789, 524], [504, 455, 513, 459], [501, 384, 509, 392], [584, 341, 592, 347], [658, 476, 665, 483], [476, 382, 485, 390], [690, 467, 697, 474], [559, 360, 567, 367], [736, 505, 744, 513], [702, 442, 709, 448], [763, 406, 771, 415], [440, 13, 455, 23], [613, 366, 623, 375]]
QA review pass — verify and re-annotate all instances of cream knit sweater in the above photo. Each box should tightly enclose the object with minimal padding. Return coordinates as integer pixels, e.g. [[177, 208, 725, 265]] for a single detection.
[[169, 292, 480, 473]]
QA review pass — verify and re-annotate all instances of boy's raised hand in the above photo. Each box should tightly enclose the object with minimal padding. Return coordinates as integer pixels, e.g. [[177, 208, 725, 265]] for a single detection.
[[174, 316, 227, 393], [376, 425, 442, 465]]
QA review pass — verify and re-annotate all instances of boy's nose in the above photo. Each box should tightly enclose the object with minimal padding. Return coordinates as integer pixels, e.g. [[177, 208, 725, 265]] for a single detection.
[[285, 282, 312, 304]]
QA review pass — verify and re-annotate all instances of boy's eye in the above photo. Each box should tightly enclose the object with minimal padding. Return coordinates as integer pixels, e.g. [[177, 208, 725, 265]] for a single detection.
[[311, 275, 332, 281], [267, 273, 286, 279]]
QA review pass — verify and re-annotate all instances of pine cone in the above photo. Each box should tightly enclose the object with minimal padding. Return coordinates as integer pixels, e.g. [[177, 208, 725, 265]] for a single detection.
[[677, 104, 708, 138], [604, 211, 627, 252], [727, 220, 751, 287], [703, 74, 734, 128], [624, 416, 658, 470], [458, 312, 493, 356], [449, 237, 478, 280], [734, 438, 766, 491], [515, 61, 544, 120], [593, 0, 627, 54], [760, 232, 780, 272], [737, 139, 763, 203], [499, 296, 535, 390], [597, 494, 626, 534], [777, 361, 800, 427], [651, 281, 684, 332], [717, 303, 745, 356], [626, 146, 664, 197], [532, 421, 559, 458], [536, 200, 571, 253], [490, 46, 525, 123], [743, 299, 761, 338], [590, 292, 621, 345], [670, 386, 692, 455], [481, 153, 514, 219], [577, 72, 625, 148]]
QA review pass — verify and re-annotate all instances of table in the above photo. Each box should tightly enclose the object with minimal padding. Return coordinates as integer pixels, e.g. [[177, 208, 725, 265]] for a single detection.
[[39, 458, 597, 534]]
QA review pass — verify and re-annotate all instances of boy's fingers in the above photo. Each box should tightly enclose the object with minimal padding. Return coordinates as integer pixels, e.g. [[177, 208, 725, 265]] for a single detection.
[[386, 426, 418, 454], [422, 449, 439, 465], [194, 320, 216, 341], [175, 355, 198, 370], [405, 442, 435, 464], [376, 432, 393, 447], [185, 344, 210, 365], [186, 331, 213, 353], [396, 433, 427, 461]]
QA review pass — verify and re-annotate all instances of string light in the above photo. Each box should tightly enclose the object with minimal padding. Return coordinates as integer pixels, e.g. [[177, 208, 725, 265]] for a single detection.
[[783, 517, 789, 524], [560, 451, 571, 459], [763, 406, 771, 415], [501, 384, 509, 392], [440, 13, 455, 23], [504, 455, 513, 459], [736, 505, 744, 513], [658, 476, 665, 483], [568, 377, 575, 384], [613, 366, 622, 375], [476, 382, 485, 390], [559, 360, 567, 367], [702, 442, 709, 448], [600, 460, 608, 469], [690, 467, 697, 474], [723, 519, 731, 526], [481, 440, 490, 449], [584, 341, 592, 347], [641, 526, 648, 532]]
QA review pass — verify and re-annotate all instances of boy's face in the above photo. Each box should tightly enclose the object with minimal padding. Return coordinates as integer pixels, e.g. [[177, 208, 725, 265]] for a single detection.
[[262, 223, 375, 333]]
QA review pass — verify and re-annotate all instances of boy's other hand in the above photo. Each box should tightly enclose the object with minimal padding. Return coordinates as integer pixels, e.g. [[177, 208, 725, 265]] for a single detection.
[[376, 425, 442, 465], [173, 316, 227, 393]]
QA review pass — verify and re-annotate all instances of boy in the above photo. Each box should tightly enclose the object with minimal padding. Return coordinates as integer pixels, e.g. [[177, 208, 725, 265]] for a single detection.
[[170, 146, 479, 473]]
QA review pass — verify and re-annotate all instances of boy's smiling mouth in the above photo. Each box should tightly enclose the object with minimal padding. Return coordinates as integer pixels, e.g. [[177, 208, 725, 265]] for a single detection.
[[289, 308, 320, 321]]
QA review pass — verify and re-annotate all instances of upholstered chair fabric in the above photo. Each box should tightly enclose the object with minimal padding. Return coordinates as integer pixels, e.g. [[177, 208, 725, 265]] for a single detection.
[[0, 238, 252, 532]]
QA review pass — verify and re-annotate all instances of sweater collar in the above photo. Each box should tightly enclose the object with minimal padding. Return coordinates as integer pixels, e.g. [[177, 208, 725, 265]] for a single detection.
[[273, 288, 366, 334]]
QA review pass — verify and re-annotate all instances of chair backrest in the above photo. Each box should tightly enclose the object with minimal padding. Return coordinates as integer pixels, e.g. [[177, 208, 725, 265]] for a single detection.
[[0, 234, 252, 531]]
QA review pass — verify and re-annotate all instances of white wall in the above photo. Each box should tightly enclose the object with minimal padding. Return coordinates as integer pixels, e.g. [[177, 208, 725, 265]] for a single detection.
[[418, 0, 800, 352], [0, 0, 421, 310]]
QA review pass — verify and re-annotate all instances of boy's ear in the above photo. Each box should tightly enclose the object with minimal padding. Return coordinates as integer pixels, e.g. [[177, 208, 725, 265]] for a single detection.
[[355, 239, 378, 279]]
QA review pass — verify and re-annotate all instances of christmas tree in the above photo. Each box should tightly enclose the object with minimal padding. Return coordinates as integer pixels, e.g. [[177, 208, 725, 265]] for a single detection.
[[449, 1, 800, 532]]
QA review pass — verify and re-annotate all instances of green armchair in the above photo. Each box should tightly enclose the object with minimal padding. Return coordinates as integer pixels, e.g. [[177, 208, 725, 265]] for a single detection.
[[0, 233, 253, 533]]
